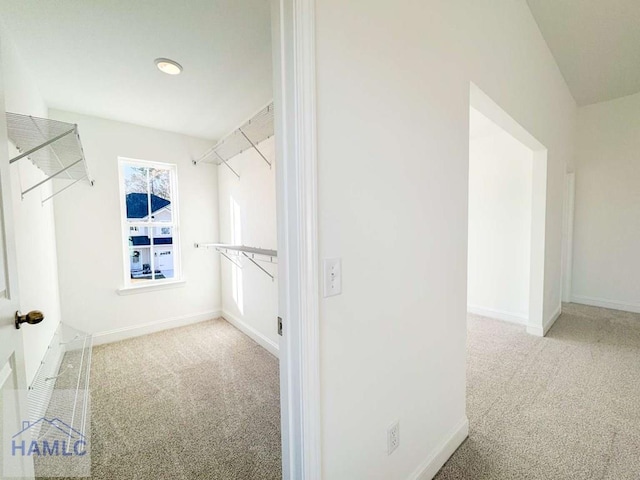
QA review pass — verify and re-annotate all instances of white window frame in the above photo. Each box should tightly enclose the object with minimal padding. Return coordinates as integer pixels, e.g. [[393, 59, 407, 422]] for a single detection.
[[117, 157, 182, 289]]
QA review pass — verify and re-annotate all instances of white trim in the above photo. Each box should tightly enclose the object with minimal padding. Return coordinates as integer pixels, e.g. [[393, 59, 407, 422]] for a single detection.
[[467, 305, 528, 325], [0, 361, 12, 389], [526, 303, 561, 337], [570, 295, 640, 314], [561, 172, 575, 302], [274, 0, 321, 478], [92, 309, 221, 345], [117, 157, 182, 289], [222, 311, 279, 357], [116, 279, 186, 295], [408, 417, 469, 480]]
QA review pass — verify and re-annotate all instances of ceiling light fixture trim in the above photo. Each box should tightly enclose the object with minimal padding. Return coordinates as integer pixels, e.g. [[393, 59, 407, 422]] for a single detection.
[[155, 58, 183, 75]]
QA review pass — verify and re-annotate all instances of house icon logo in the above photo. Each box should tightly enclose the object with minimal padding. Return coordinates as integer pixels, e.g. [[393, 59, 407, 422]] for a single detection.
[[11, 418, 87, 457]]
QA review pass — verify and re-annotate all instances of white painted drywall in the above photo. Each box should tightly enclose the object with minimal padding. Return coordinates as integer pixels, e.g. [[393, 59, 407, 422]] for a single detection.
[[572, 92, 640, 312], [50, 110, 221, 337], [217, 136, 278, 354], [1, 29, 62, 385], [314, 0, 576, 478], [468, 108, 533, 323]]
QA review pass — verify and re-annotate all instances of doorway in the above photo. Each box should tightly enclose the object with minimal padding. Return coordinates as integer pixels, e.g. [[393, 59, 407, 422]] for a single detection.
[[468, 83, 548, 335]]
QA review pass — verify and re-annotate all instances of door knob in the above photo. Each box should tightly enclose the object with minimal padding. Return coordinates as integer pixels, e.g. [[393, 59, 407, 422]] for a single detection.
[[15, 310, 44, 329]]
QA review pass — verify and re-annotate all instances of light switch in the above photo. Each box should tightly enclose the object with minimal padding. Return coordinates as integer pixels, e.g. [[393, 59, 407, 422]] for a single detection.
[[323, 258, 342, 297]]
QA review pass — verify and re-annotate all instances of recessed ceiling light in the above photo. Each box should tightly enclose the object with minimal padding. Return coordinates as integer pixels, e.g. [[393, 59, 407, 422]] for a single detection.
[[155, 58, 182, 75]]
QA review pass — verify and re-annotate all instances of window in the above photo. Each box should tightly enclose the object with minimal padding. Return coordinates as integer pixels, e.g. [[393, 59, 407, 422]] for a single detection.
[[119, 158, 180, 286], [230, 197, 243, 313]]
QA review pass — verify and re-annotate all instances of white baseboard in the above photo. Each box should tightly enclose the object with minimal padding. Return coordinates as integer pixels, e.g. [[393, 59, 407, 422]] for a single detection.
[[570, 295, 640, 314], [93, 309, 221, 345], [526, 303, 561, 337], [222, 310, 279, 358], [467, 305, 528, 325], [408, 416, 469, 480]]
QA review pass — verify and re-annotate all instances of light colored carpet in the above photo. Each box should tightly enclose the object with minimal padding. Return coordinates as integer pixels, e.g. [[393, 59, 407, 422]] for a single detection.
[[50, 318, 281, 480], [436, 303, 640, 480]]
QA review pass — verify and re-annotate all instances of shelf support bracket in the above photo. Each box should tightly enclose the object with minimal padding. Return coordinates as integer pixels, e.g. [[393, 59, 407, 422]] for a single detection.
[[238, 127, 272, 168], [218, 250, 243, 269], [214, 152, 240, 179], [21, 158, 84, 199], [242, 252, 275, 281], [41, 174, 88, 204]]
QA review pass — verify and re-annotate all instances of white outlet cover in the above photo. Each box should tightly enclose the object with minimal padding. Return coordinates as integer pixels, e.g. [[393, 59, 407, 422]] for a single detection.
[[387, 421, 399, 455]]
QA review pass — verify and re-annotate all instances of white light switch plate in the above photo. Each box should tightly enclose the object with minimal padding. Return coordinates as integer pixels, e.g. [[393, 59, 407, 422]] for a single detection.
[[323, 258, 342, 297]]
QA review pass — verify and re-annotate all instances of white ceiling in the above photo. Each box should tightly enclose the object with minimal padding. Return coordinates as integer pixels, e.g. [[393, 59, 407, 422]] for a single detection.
[[0, 0, 273, 140], [527, 0, 640, 106]]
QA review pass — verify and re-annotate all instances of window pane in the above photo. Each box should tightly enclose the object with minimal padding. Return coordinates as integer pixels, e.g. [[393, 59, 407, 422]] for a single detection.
[[153, 246, 174, 280], [149, 168, 172, 223], [130, 247, 152, 282], [128, 226, 151, 246], [152, 226, 173, 245], [124, 166, 150, 221]]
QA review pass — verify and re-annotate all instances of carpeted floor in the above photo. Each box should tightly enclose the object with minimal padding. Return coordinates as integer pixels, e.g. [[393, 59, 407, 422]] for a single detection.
[[74, 318, 281, 480], [40, 304, 640, 479], [436, 303, 640, 480]]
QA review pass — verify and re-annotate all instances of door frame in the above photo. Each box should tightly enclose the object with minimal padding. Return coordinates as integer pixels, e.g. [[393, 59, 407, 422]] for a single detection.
[[272, 0, 321, 479], [469, 83, 550, 337], [561, 172, 575, 303]]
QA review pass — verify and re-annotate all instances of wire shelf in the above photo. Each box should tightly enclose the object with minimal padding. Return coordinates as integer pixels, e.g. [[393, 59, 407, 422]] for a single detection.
[[196, 243, 277, 281], [27, 324, 92, 443], [195, 102, 274, 172], [6, 112, 94, 200]]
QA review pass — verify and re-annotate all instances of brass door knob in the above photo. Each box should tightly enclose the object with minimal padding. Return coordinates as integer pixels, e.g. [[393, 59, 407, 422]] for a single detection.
[[15, 310, 44, 329]]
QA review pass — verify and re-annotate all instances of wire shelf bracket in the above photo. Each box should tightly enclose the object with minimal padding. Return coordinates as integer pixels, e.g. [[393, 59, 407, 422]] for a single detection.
[[195, 243, 277, 281], [193, 102, 274, 176], [6, 112, 94, 202]]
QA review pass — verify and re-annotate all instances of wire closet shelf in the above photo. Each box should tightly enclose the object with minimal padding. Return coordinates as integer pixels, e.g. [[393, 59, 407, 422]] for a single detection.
[[194, 102, 274, 178], [27, 324, 92, 445], [195, 243, 277, 281], [6, 112, 94, 202]]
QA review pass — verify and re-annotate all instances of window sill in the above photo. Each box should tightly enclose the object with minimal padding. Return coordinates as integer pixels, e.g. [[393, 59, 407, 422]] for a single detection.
[[117, 279, 186, 296]]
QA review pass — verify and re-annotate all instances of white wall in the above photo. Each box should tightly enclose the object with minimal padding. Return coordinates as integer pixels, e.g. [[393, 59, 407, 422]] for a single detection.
[[314, 0, 575, 478], [50, 110, 221, 340], [468, 108, 533, 323], [572, 92, 640, 312], [218, 136, 278, 355], [1, 29, 62, 385]]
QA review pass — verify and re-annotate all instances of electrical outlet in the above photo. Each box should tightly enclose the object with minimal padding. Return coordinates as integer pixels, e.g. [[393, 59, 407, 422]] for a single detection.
[[387, 421, 400, 455], [323, 258, 342, 297]]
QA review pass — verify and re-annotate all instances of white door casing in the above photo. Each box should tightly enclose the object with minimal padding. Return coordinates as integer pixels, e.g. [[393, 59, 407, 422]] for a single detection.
[[272, 0, 322, 478]]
